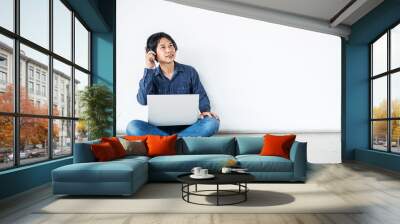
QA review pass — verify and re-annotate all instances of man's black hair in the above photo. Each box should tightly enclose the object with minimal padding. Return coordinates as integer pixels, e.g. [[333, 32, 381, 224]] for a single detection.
[[146, 32, 178, 53]]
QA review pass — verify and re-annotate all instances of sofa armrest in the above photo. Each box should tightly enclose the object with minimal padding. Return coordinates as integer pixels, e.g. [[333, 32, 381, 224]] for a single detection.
[[73, 140, 100, 163], [289, 141, 307, 181]]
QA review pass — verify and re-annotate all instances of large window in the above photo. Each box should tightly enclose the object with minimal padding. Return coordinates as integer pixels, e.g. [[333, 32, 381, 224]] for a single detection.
[[371, 23, 400, 153], [0, 0, 91, 171]]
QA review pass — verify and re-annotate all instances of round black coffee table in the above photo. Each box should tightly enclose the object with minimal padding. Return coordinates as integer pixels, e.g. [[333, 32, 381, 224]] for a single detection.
[[177, 173, 255, 206]]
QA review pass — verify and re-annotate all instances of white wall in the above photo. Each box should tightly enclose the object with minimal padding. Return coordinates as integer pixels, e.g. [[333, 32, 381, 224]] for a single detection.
[[116, 0, 341, 134]]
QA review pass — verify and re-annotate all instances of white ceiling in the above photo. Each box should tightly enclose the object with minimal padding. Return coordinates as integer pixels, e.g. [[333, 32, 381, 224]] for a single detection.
[[165, 0, 384, 38]]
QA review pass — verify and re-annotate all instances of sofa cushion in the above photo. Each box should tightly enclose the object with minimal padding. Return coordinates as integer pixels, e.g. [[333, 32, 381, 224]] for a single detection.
[[149, 154, 235, 172], [180, 137, 235, 155], [101, 137, 127, 158], [119, 138, 147, 156], [53, 158, 147, 183], [147, 135, 177, 157], [236, 155, 293, 172], [260, 134, 296, 159], [91, 142, 118, 161], [236, 136, 263, 155]]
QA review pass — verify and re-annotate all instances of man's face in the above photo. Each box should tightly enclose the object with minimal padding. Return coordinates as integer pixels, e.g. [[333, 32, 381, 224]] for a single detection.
[[156, 37, 176, 64]]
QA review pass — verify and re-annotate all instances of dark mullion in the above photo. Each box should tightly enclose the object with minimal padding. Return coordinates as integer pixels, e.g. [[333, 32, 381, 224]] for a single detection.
[[371, 118, 400, 122], [20, 113, 79, 119], [71, 10, 76, 154], [49, 0, 54, 160], [74, 64, 90, 75], [13, 0, 20, 167], [388, 30, 391, 152], [88, 31, 91, 76], [371, 67, 400, 79], [0, 112, 15, 116], [112, 0, 116, 136], [0, 111, 79, 120], [370, 45, 373, 149], [0, 26, 16, 39]]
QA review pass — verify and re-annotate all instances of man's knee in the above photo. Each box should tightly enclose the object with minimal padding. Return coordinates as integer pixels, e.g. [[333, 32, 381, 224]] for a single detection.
[[202, 117, 220, 136], [126, 119, 147, 135]]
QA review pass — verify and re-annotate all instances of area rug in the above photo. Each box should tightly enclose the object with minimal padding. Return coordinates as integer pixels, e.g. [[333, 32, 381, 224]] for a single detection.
[[37, 183, 362, 214]]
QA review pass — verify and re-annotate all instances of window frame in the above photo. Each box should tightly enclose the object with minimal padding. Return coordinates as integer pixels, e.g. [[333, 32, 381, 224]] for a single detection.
[[370, 21, 400, 154], [0, 0, 92, 171]]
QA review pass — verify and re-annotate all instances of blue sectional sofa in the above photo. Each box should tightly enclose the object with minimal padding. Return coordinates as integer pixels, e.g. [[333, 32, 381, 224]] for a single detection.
[[52, 136, 307, 196]]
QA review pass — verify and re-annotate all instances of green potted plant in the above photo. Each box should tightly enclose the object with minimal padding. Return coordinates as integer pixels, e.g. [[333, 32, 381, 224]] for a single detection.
[[79, 84, 113, 140]]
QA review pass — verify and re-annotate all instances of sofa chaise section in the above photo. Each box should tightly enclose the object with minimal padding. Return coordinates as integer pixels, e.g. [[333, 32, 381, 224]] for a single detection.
[[52, 142, 149, 196]]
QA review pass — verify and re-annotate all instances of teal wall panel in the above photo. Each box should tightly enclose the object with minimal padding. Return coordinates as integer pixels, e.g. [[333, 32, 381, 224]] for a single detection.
[[0, 158, 72, 199], [92, 32, 114, 89], [343, 0, 400, 172], [343, 44, 370, 160], [355, 149, 400, 172], [91, 32, 115, 136]]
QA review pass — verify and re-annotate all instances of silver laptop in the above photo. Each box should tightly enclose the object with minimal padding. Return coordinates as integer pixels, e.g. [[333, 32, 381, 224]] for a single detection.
[[147, 94, 199, 126]]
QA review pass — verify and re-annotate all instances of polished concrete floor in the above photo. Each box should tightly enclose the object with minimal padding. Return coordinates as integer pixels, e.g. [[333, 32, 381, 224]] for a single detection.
[[1, 162, 400, 224]]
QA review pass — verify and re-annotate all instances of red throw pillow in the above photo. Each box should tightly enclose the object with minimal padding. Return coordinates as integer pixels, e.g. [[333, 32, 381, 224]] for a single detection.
[[101, 137, 127, 158], [146, 135, 177, 157], [259, 134, 296, 159], [124, 135, 148, 141], [91, 142, 117, 161]]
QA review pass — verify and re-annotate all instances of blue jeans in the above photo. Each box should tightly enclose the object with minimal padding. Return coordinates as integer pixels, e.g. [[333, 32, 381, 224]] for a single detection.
[[126, 117, 220, 137]]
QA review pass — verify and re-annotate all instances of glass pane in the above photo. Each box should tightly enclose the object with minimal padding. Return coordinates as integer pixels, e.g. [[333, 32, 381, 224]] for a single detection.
[[53, 119, 72, 157], [75, 17, 89, 69], [391, 120, 400, 153], [53, 0, 72, 60], [53, 59, 72, 117], [372, 77, 387, 119], [392, 24, 400, 70], [20, 117, 49, 165], [0, 0, 14, 31], [0, 34, 14, 112], [75, 120, 88, 143], [74, 69, 89, 118], [372, 121, 388, 151], [20, 0, 49, 49], [0, 116, 14, 170], [20, 44, 49, 115], [372, 33, 387, 76], [391, 72, 400, 118]]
